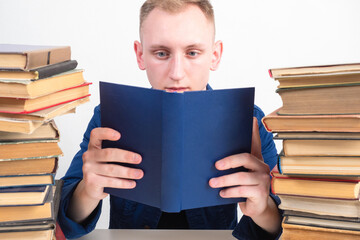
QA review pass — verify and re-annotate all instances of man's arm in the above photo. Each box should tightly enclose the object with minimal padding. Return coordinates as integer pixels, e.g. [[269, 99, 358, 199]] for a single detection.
[[58, 106, 144, 239], [209, 118, 282, 237]]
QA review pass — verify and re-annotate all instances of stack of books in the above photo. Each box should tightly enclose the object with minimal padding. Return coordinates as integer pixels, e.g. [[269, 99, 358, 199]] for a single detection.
[[0, 44, 90, 240], [262, 63, 360, 240]]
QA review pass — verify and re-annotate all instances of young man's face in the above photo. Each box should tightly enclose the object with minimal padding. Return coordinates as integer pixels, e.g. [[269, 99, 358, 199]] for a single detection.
[[135, 4, 223, 92]]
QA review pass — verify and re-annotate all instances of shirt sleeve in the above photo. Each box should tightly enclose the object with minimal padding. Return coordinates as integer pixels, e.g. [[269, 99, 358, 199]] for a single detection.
[[232, 105, 282, 240], [57, 105, 103, 239]]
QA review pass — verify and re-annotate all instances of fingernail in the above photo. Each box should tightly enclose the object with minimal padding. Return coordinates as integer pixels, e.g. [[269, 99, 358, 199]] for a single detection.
[[210, 179, 218, 187], [135, 170, 143, 179], [113, 132, 120, 139], [219, 190, 225, 197], [133, 154, 141, 163], [217, 161, 225, 169], [129, 181, 136, 188]]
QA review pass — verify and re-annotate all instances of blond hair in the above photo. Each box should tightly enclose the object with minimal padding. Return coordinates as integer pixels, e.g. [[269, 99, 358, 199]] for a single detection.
[[140, 0, 215, 32]]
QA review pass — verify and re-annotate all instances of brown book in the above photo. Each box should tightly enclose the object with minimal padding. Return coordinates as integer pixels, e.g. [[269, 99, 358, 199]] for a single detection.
[[276, 84, 360, 115], [284, 215, 360, 231], [0, 229, 53, 240], [0, 185, 51, 207], [0, 120, 59, 141], [262, 108, 360, 132], [0, 69, 85, 98], [0, 82, 90, 114], [0, 140, 63, 161], [269, 63, 360, 78], [0, 158, 57, 177], [275, 132, 360, 140], [0, 174, 54, 188], [282, 139, 360, 157], [279, 194, 360, 219], [271, 172, 360, 200], [0, 44, 70, 70], [278, 154, 360, 176], [0, 180, 62, 239], [0, 96, 89, 134], [274, 71, 360, 89], [0, 200, 52, 223], [282, 218, 360, 240]]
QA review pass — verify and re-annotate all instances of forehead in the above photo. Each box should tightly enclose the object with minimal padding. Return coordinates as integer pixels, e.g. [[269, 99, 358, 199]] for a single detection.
[[140, 5, 214, 47]]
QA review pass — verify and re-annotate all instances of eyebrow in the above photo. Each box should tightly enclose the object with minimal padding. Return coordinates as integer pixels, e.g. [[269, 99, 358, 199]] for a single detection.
[[148, 43, 206, 51]]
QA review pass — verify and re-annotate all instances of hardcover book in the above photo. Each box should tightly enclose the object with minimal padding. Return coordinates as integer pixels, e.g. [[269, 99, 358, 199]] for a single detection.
[[271, 172, 360, 200], [276, 83, 360, 115], [100, 82, 255, 212], [0, 44, 71, 70], [0, 82, 91, 114], [0, 96, 89, 134], [262, 108, 360, 132], [0, 69, 86, 99]]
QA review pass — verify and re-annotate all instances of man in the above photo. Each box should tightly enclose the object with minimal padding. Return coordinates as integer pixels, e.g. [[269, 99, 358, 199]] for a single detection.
[[58, 0, 282, 239]]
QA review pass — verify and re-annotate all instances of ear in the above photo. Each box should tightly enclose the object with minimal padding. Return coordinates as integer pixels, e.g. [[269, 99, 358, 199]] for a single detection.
[[210, 40, 223, 71], [134, 40, 146, 70]]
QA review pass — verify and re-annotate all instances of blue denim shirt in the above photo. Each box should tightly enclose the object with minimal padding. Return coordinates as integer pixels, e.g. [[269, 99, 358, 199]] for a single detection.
[[58, 86, 282, 239]]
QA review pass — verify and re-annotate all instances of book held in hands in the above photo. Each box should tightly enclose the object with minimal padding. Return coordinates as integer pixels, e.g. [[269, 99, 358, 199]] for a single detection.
[[100, 82, 255, 212]]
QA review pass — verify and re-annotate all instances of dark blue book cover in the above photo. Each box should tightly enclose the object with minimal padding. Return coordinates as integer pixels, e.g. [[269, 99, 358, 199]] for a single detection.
[[100, 82, 254, 212]]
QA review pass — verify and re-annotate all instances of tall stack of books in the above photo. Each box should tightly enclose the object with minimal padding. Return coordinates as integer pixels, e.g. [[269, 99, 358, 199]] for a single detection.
[[262, 63, 360, 240], [0, 44, 90, 240]]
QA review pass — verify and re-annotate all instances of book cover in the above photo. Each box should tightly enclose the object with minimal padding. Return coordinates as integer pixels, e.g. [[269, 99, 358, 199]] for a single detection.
[[0, 44, 71, 70], [0, 60, 78, 81], [100, 82, 255, 212]]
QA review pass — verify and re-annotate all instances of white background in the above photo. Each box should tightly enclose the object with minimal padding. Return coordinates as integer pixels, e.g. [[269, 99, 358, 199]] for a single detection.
[[1, 0, 360, 229]]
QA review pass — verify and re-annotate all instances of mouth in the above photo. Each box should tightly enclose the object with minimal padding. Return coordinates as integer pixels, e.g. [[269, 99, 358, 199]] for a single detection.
[[165, 87, 190, 93]]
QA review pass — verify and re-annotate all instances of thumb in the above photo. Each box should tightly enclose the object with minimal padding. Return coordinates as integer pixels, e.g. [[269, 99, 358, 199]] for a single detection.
[[251, 117, 263, 161]]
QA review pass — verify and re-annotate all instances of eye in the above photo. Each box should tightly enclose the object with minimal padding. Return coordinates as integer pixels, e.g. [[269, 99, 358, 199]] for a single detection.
[[155, 51, 169, 58], [187, 51, 199, 57]]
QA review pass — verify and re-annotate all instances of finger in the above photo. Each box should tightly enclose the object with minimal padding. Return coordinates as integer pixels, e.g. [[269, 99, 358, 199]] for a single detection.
[[85, 172, 137, 189], [219, 185, 259, 199], [88, 127, 121, 149], [83, 147, 142, 165], [215, 153, 267, 172], [93, 163, 144, 180], [209, 171, 259, 188], [251, 117, 263, 161]]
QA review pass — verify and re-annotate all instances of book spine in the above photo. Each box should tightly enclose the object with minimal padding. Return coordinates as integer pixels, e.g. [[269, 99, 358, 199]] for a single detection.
[[35, 60, 78, 79], [161, 92, 184, 212]]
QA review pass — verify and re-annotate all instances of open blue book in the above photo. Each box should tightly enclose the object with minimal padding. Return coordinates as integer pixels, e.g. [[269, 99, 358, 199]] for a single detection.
[[100, 82, 255, 212]]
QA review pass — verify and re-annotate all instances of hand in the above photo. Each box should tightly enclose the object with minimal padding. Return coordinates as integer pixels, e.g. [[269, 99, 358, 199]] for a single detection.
[[68, 127, 144, 223], [81, 127, 144, 201], [209, 118, 271, 218]]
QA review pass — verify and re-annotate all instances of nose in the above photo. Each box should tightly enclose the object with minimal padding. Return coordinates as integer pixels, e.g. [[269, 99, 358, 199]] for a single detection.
[[169, 54, 185, 81]]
